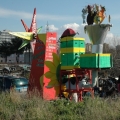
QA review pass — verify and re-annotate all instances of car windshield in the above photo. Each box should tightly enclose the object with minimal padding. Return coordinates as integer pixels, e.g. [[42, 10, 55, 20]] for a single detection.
[[12, 77, 28, 87]]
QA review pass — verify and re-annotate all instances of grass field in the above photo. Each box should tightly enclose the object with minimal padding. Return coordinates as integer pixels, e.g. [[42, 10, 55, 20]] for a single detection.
[[0, 91, 120, 120]]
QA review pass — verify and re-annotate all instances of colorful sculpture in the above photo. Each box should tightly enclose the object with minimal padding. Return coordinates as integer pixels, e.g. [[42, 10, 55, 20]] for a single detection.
[[87, 5, 97, 25], [9, 8, 58, 100], [81, 4, 112, 87], [81, 7, 88, 24], [9, 9, 94, 101], [94, 5, 106, 24], [82, 4, 110, 25], [8, 4, 112, 101]]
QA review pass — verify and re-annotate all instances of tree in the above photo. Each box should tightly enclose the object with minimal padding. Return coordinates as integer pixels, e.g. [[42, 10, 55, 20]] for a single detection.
[[24, 42, 31, 64], [11, 37, 25, 63], [0, 41, 13, 62], [11, 37, 32, 64], [103, 36, 120, 77]]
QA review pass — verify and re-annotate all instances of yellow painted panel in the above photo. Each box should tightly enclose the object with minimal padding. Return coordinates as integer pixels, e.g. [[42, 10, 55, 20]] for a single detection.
[[80, 53, 111, 57], [61, 37, 85, 41], [60, 48, 85, 53], [80, 54, 98, 57], [61, 66, 80, 70], [99, 54, 111, 56], [38, 33, 46, 45]]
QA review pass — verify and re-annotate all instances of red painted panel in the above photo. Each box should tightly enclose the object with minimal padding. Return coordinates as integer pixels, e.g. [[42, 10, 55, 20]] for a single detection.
[[28, 32, 57, 100], [43, 32, 57, 100], [29, 36, 45, 93]]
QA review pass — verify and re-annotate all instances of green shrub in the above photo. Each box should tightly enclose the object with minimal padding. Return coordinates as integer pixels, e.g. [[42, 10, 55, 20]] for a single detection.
[[0, 92, 120, 120]]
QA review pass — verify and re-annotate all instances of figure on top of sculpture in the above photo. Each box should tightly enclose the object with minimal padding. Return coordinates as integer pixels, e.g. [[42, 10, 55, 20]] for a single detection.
[[82, 4, 110, 25]]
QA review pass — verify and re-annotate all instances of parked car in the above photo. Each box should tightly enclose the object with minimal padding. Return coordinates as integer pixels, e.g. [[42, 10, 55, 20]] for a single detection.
[[0, 75, 28, 93], [2, 66, 17, 74], [2, 67, 11, 74], [18, 64, 31, 71]]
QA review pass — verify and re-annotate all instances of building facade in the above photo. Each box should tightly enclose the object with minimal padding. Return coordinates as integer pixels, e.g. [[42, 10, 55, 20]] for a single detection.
[[116, 45, 120, 52], [103, 43, 109, 53], [85, 43, 110, 53], [24, 51, 33, 64], [85, 43, 92, 53], [0, 30, 15, 43]]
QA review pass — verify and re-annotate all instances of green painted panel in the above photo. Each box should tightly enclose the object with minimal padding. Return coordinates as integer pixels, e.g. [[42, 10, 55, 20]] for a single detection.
[[67, 40, 85, 48], [67, 52, 80, 66], [99, 56, 111, 68], [61, 52, 85, 67], [79, 41, 85, 48], [67, 40, 79, 48], [60, 41, 66, 48], [61, 53, 67, 66], [80, 56, 98, 68], [60, 40, 85, 48], [80, 54, 112, 68]]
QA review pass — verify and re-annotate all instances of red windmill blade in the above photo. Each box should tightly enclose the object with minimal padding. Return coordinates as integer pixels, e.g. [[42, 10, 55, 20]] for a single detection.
[[30, 8, 37, 33], [20, 8, 37, 53], [21, 19, 29, 32]]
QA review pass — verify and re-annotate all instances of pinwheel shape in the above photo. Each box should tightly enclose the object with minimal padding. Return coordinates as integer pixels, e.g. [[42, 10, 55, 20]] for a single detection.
[[18, 26, 42, 50]]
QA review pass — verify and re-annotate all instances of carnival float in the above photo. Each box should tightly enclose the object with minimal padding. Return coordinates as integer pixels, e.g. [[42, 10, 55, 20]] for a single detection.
[[9, 4, 113, 102]]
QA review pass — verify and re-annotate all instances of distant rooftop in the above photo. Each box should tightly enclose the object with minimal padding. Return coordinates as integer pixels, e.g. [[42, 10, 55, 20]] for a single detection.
[[0, 30, 15, 42]]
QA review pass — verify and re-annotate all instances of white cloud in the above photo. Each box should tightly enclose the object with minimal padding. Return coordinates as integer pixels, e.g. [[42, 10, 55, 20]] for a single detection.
[[40, 24, 59, 33], [37, 14, 79, 21], [40, 22, 119, 45], [0, 7, 79, 21], [41, 23, 90, 42], [106, 32, 114, 38], [105, 32, 114, 44], [51, 23, 82, 38], [62, 23, 80, 31], [47, 25, 59, 31], [105, 32, 120, 47], [1, 7, 119, 46], [58, 23, 90, 42], [0, 7, 32, 19]]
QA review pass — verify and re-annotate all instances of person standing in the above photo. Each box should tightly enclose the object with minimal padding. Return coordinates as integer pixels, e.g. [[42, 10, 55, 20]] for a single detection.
[[117, 75, 120, 92]]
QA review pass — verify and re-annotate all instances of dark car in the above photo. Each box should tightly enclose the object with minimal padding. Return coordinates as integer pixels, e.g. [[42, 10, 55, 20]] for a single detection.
[[0, 75, 28, 92], [2, 67, 11, 74]]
